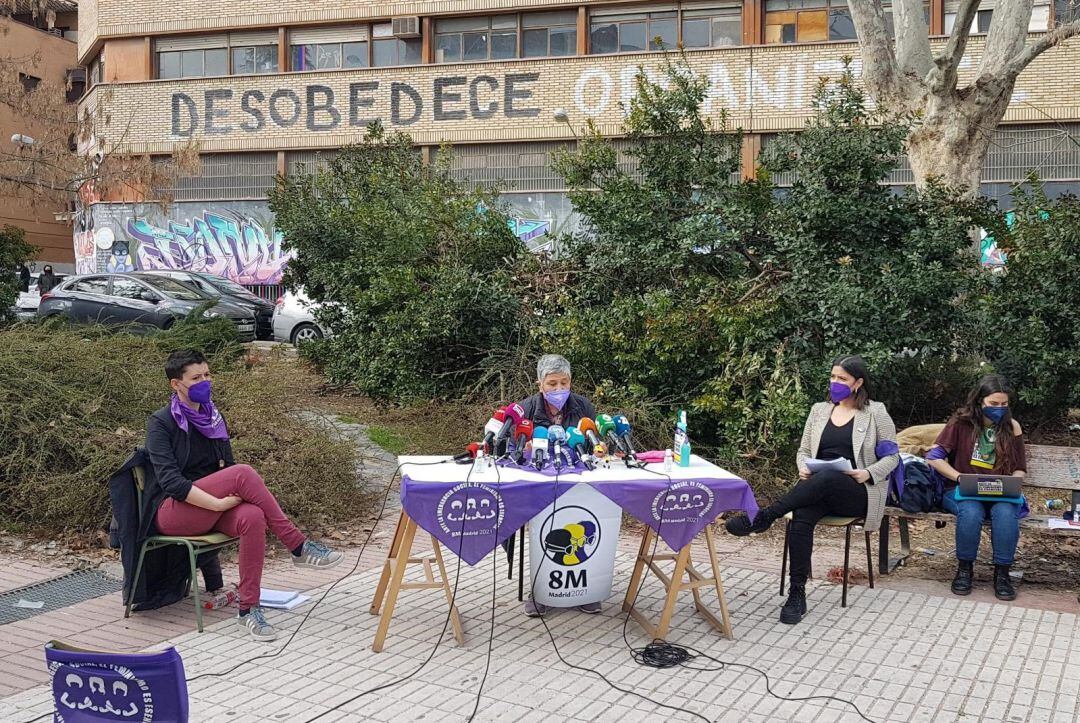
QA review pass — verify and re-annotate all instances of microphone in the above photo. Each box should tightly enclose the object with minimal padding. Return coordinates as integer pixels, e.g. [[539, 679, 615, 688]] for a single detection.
[[578, 417, 607, 458], [482, 409, 505, 455], [597, 414, 628, 456], [613, 414, 638, 461], [548, 425, 573, 470], [531, 426, 549, 470], [453, 442, 482, 464], [494, 402, 526, 457], [566, 426, 595, 470], [512, 420, 534, 464]]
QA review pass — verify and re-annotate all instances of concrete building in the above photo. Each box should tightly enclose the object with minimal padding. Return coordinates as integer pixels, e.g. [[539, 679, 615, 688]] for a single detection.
[[1, 1, 80, 272], [75, 0, 1080, 292]]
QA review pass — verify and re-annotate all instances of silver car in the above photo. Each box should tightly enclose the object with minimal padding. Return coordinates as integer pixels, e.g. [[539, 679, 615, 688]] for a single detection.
[[272, 289, 328, 345]]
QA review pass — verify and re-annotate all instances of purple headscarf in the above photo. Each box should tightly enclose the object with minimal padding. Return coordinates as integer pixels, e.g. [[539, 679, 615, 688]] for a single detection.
[[170, 395, 229, 440]]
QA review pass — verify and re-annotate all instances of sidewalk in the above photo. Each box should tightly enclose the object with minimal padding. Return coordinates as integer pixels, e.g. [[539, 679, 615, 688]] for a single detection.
[[3, 520, 1079, 722]]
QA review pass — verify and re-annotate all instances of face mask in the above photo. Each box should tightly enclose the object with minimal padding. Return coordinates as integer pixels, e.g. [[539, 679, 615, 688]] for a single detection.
[[185, 380, 213, 405], [544, 389, 571, 411], [983, 406, 1007, 424], [829, 381, 854, 404]]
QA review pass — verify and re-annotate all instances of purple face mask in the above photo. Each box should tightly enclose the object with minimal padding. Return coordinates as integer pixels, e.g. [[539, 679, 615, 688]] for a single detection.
[[544, 389, 571, 411], [829, 381, 853, 404], [186, 380, 213, 405]]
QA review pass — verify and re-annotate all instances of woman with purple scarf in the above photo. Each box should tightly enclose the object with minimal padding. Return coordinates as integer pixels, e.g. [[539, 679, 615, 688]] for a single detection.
[[145, 349, 343, 642]]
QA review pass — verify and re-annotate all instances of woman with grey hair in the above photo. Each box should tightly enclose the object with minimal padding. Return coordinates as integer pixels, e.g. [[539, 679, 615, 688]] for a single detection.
[[518, 354, 597, 430]]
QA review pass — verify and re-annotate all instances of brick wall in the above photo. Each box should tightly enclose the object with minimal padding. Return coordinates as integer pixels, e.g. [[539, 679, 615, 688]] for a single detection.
[[84, 36, 1080, 154]]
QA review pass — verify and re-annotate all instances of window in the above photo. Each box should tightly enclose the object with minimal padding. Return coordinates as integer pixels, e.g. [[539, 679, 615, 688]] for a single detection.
[[1057, 0, 1080, 24], [88, 53, 104, 88], [110, 278, 151, 300], [767, 0, 925, 43], [522, 11, 577, 57], [681, 6, 742, 47], [590, 10, 678, 54], [156, 32, 277, 78], [372, 23, 422, 66], [18, 73, 41, 92], [71, 277, 109, 295], [290, 26, 371, 71], [435, 15, 519, 62]]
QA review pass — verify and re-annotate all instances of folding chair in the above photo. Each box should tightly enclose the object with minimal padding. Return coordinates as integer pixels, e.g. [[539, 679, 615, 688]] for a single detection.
[[124, 466, 238, 632], [780, 513, 874, 608]]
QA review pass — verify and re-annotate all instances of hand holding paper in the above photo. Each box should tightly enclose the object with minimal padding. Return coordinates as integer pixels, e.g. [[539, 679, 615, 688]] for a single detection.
[[803, 457, 854, 474]]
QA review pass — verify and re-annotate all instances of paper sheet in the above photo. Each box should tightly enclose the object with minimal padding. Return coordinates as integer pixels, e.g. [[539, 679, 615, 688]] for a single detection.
[[13, 599, 44, 609], [804, 457, 854, 473], [259, 588, 298, 606], [261, 594, 310, 610], [1047, 518, 1080, 530]]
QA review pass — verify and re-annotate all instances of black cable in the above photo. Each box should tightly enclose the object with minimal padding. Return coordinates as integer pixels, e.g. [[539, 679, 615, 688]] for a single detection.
[[464, 460, 503, 722], [622, 464, 878, 723]]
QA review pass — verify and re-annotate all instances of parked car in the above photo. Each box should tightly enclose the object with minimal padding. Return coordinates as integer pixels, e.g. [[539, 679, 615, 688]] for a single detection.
[[272, 289, 328, 345], [9, 273, 66, 321], [37, 272, 257, 341], [139, 270, 275, 340]]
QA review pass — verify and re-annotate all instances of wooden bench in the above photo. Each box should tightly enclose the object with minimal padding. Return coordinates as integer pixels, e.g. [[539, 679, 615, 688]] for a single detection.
[[878, 444, 1080, 575]]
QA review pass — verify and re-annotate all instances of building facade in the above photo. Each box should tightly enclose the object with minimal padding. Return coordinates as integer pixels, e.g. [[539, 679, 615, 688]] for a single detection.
[[75, 0, 1080, 289], [1, 2, 80, 271]]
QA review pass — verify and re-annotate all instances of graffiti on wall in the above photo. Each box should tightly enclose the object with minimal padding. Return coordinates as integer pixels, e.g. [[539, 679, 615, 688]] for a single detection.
[[85, 202, 292, 285], [502, 193, 584, 253]]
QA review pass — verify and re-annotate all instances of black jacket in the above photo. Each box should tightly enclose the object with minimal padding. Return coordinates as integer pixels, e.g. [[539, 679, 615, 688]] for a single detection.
[[518, 392, 597, 430], [107, 407, 233, 610], [38, 272, 59, 294]]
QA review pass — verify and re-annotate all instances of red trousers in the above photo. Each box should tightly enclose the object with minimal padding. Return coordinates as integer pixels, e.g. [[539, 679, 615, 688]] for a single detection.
[[155, 464, 306, 608]]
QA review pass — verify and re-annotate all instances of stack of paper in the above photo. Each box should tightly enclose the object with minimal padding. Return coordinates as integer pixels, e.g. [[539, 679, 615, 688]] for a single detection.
[[804, 457, 854, 473], [259, 588, 311, 610]]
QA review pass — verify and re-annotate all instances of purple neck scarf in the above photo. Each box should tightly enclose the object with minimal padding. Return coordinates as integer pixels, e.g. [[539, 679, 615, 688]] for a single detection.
[[170, 395, 229, 440]]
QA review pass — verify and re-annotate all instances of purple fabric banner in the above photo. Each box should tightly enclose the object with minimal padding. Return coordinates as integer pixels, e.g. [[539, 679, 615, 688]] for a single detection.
[[592, 476, 758, 551], [401, 477, 573, 565], [46, 641, 189, 723]]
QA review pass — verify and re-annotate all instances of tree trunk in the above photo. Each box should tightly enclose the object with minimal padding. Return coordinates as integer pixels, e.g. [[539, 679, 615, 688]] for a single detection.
[[905, 86, 1013, 196]]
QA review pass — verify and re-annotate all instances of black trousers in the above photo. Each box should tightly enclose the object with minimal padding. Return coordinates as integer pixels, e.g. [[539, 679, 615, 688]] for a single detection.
[[773, 470, 868, 586]]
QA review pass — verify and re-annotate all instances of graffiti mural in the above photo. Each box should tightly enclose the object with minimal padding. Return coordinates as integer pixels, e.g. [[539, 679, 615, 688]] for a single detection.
[[85, 202, 291, 285], [501, 193, 584, 253]]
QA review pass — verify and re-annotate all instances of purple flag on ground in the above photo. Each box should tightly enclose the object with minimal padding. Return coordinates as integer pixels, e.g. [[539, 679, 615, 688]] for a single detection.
[[46, 641, 189, 722], [592, 476, 758, 551], [401, 477, 573, 565]]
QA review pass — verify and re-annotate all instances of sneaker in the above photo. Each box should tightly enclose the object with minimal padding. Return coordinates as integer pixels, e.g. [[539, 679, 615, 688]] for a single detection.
[[523, 600, 549, 617], [292, 540, 344, 569], [576, 601, 601, 614], [238, 608, 277, 642]]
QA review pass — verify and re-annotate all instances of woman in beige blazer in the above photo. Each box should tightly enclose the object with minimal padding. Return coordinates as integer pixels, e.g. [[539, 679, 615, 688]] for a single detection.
[[726, 356, 899, 624]]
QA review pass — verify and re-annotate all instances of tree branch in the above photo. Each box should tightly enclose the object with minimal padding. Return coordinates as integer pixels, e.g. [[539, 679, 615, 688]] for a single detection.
[[893, 0, 933, 80], [977, 0, 1036, 77], [928, 0, 980, 93], [1002, 20, 1080, 79], [846, 0, 909, 106]]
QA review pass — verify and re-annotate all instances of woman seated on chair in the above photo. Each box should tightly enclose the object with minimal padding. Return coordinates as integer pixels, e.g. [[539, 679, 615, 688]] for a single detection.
[[144, 349, 344, 642], [725, 356, 899, 625], [926, 374, 1026, 601]]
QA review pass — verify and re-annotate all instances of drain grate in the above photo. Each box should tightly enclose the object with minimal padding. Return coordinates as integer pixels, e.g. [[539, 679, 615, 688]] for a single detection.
[[0, 569, 123, 625]]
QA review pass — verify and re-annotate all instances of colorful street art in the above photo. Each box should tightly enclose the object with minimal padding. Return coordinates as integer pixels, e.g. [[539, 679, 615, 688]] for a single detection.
[[84, 202, 292, 285]]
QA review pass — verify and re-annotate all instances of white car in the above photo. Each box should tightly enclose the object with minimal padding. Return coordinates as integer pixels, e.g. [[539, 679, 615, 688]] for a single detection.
[[272, 289, 328, 345]]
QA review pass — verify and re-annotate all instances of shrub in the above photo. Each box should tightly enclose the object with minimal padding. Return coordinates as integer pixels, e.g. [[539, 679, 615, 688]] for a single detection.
[[270, 125, 530, 401], [1, 225, 37, 321]]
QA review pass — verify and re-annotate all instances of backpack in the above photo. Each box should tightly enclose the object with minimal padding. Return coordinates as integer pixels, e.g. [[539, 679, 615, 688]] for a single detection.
[[888, 455, 943, 513]]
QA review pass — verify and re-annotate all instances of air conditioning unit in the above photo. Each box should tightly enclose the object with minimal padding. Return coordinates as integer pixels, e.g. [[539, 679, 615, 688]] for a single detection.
[[391, 16, 421, 38]]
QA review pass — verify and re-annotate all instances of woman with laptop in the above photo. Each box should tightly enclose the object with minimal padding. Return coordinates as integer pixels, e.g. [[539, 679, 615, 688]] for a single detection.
[[926, 374, 1027, 601], [725, 355, 899, 625]]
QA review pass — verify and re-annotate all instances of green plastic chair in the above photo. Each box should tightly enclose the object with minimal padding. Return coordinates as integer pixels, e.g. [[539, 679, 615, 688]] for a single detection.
[[123, 466, 239, 632]]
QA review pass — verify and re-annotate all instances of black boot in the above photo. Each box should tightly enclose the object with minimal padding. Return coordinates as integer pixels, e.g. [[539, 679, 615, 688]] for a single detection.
[[779, 582, 807, 625], [994, 565, 1017, 601], [725, 507, 779, 537], [951, 559, 973, 596]]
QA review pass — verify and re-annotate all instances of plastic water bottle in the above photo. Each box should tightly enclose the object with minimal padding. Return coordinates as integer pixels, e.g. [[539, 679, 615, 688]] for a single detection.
[[1046, 499, 1066, 511], [663, 449, 673, 473], [202, 586, 237, 610]]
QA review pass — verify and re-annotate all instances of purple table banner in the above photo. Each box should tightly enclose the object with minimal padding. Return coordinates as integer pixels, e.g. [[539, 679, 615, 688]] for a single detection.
[[591, 476, 758, 551], [401, 477, 574, 565]]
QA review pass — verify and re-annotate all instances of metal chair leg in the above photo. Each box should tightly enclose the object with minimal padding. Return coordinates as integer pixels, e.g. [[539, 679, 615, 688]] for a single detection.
[[841, 524, 852, 608], [506, 533, 515, 581], [864, 531, 875, 589], [780, 518, 790, 596], [186, 542, 204, 633], [125, 542, 150, 619], [517, 526, 525, 602]]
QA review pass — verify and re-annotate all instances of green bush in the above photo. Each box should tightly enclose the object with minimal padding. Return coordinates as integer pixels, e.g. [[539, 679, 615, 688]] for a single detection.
[[270, 126, 530, 400], [969, 188, 1080, 423], [1, 226, 37, 322]]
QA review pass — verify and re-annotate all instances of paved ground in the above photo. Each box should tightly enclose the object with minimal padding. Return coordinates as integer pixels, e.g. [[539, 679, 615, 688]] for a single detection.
[[3, 522, 1079, 723]]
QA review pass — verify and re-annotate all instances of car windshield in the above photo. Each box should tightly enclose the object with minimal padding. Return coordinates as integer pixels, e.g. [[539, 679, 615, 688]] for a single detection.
[[136, 275, 209, 301], [199, 274, 253, 296]]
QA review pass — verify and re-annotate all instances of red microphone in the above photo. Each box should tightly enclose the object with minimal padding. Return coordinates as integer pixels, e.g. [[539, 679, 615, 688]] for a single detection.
[[512, 420, 534, 464], [454, 442, 482, 464]]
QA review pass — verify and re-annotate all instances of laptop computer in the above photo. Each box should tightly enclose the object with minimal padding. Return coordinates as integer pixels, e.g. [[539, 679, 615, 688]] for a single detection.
[[955, 473, 1024, 502]]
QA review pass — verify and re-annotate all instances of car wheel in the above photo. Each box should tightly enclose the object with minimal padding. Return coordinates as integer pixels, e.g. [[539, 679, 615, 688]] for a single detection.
[[291, 323, 323, 345]]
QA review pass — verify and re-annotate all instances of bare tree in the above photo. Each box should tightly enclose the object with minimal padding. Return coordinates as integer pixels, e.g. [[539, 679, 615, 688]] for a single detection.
[[848, 0, 1080, 194]]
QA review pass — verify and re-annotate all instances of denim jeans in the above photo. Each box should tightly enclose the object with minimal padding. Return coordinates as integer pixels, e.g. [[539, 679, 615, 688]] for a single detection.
[[941, 492, 1020, 565]]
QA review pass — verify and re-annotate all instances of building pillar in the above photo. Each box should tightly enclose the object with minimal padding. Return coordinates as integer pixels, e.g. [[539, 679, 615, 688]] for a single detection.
[[743, 0, 763, 45], [930, 0, 945, 35], [422, 17, 434, 63], [277, 151, 287, 179], [741, 133, 762, 180], [278, 27, 289, 72], [577, 6, 588, 55]]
